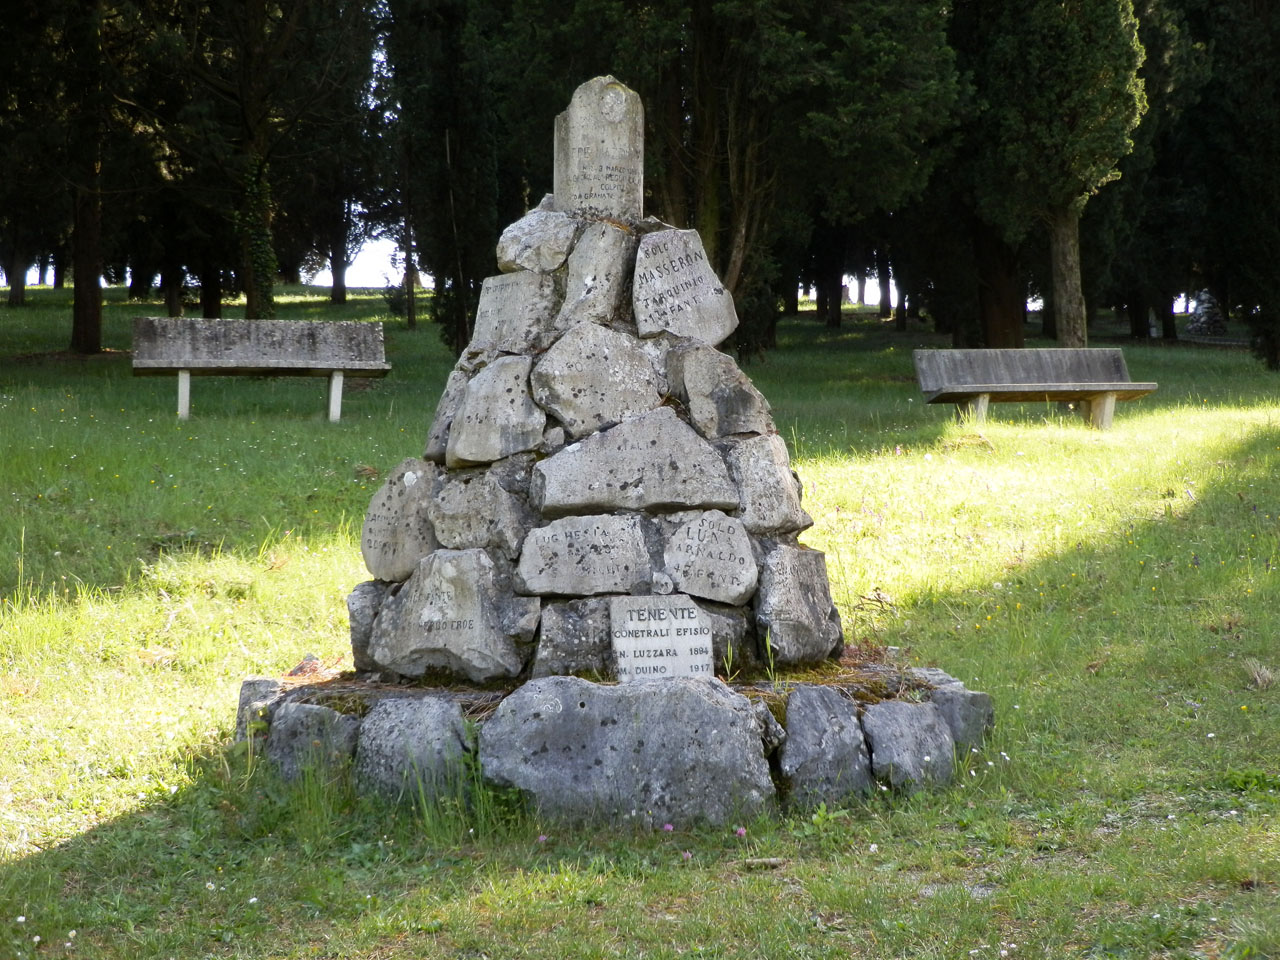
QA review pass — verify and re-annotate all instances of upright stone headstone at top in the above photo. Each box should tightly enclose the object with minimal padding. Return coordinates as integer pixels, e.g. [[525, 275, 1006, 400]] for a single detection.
[[554, 76, 644, 219]]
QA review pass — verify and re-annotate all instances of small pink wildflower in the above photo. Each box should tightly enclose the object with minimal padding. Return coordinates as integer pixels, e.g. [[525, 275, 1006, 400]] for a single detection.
[[735, 826, 747, 838], [662, 823, 674, 832], [537, 835, 548, 843], [682, 850, 692, 860]]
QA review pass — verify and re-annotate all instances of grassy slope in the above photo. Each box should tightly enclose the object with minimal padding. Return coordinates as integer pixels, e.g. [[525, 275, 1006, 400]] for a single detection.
[[1, 288, 1277, 959]]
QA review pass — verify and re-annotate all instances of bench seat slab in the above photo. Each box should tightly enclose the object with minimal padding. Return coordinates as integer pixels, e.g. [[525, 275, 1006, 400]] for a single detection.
[[924, 382, 1157, 405]]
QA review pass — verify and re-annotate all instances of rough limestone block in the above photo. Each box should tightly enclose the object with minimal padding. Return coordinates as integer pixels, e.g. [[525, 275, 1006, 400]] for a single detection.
[[754, 544, 843, 666], [927, 685, 995, 753], [633, 228, 738, 346], [779, 685, 872, 809], [553, 76, 643, 219], [478, 676, 774, 826], [347, 579, 394, 672], [531, 597, 613, 678], [693, 598, 760, 676], [428, 471, 534, 560], [369, 549, 540, 683], [265, 702, 361, 781], [554, 220, 638, 329], [496, 205, 581, 274], [466, 271, 563, 360], [354, 696, 472, 801], [532, 407, 739, 516], [722, 434, 813, 536], [235, 677, 282, 742], [531, 323, 661, 438], [424, 368, 471, 464], [862, 700, 955, 792], [667, 340, 773, 439], [663, 510, 759, 605], [517, 514, 653, 596], [446, 356, 546, 467], [361, 458, 439, 581], [753, 700, 787, 755]]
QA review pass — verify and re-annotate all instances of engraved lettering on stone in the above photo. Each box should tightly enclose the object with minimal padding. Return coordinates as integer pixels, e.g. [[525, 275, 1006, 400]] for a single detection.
[[610, 594, 715, 682], [633, 229, 738, 345], [664, 510, 759, 606]]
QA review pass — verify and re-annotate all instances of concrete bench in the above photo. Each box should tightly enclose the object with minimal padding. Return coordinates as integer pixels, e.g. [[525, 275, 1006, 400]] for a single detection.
[[912, 347, 1157, 429], [132, 317, 390, 421]]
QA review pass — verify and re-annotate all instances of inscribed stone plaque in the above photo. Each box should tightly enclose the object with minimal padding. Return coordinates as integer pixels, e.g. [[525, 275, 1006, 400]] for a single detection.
[[530, 322, 661, 438], [368, 548, 540, 683], [445, 356, 546, 467], [610, 594, 715, 682], [663, 510, 758, 605], [516, 514, 652, 596], [360, 458, 438, 582], [467, 271, 562, 358], [531, 407, 739, 516], [553, 76, 643, 219], [633, 229, 738, 345]]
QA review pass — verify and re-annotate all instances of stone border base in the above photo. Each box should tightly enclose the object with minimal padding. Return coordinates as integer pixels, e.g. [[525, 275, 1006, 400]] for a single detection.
[[239, 667, 994, 826]]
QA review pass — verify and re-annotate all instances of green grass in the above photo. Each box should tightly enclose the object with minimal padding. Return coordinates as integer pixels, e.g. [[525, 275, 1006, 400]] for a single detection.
[[2, 288, 1278, 958]]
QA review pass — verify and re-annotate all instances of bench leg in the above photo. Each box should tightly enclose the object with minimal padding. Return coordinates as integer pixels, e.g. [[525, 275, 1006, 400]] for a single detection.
[[177, 370, 191, 420], [1084, 392, 1117, 429], [957, 393, 989, 423], [328, 371, 344, 422]]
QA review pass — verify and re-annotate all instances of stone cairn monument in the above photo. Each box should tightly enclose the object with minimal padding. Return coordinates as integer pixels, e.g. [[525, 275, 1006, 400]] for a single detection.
[[238, 78, 993, 825]]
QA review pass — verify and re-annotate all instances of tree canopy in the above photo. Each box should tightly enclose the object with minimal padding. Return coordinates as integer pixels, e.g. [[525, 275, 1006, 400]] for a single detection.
[[3, 0, 1279, 364]]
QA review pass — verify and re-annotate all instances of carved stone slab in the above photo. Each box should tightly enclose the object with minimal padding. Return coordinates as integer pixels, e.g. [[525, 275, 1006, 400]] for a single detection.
[[467, 271, 562, 359], [424, 368, 471, 464], [554, 220, 638, 329], [633, 229, 738, 345], [609, 594, 716, 682], [722, 433, 813, 536], [754, 545, 843, 666], [516, 514, 652, 596], [368, 548, 540, 683], [428, 471, 534, 560], [663, 510, 758, 605], [496, 204, 580, 274], [553, 76, 643, 219], [360, 458, 438, 582], [532, 407, 739, 516], [445, 356, 546, 467], [667, 340, 772, 438], [530, 322, 661, 438]]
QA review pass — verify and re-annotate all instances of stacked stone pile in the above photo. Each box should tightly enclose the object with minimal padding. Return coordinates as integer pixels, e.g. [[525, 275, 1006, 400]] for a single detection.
[[352, 77, 840, 688], [238, 78, 994, 825]]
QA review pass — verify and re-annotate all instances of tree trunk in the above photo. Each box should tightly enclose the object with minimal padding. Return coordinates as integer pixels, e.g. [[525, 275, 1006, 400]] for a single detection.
[[199, 264, 223, 318], [855, 269, 866, 305], [70, 180, 103, 353], [68, 3, 103, 354], [329, 224, 349, 305], [781, 280, 799, 315], [128, 266, 154, 301], [974, 223, 1023, 348], [875, 246, 892, 319], [1049, 203, 1087, 347], [3, 255, 27, 306], [239, 156, 277, 319], [1126, 291, 1149, 339], [162, 264, 184, 317]]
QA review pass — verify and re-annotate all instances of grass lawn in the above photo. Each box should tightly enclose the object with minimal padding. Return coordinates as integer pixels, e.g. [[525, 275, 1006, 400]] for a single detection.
[[1, 286, 1278, 959]]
